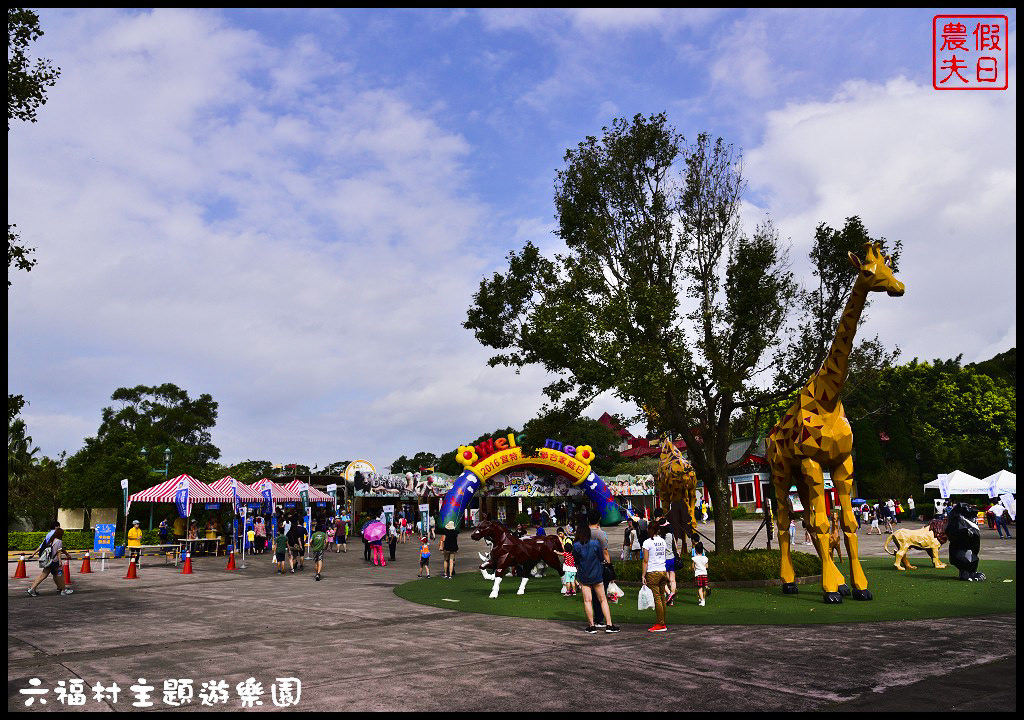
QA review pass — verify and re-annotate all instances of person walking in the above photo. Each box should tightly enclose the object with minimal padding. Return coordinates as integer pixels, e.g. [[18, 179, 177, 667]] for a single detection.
[[337, 513, 348, 553], [642, 522, 671, 632], [881, 503, 894, 534], [253, 516, 266, 554], [692, 542, 710, 607], [418, 536, 431, 578], [991, 499, 1013, 538], [287, 520, 305, 572], [310, 522, 328, 580], [273, 525, 288, 574], [439, 521, 459, 579], [388, 521, 399, 561], [370, 533, 386, 566], [868, 508, 881, 535], [27, 528, 74, 596], [571, 516, 618, 634], [907, 496, 916, 521]]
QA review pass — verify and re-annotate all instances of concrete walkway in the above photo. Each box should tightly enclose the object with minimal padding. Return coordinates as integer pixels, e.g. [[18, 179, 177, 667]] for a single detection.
[[8, 521, 1016, 711]]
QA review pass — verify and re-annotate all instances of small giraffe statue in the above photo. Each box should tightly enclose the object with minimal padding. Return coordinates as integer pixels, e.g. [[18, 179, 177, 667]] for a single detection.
[[766, 241, 904, 603], [656, 436, 699, 548]]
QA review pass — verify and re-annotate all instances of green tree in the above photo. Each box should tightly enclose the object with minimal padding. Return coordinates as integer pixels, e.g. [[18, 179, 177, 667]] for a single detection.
[[389, 452, 440, 475], [969, 347, 1015, 388], [519, 412, 621, 475], [843, 353, 1016, 488], [64, 384, 221, 509], [11, 453, 67, 530], [8, 393, 41, 528], [8, 8, 61, 286], [465, 114, 883, 551]]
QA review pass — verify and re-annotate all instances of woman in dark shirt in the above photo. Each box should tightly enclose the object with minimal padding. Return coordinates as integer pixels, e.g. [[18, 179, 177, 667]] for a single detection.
[[572, 519, 618, 634]]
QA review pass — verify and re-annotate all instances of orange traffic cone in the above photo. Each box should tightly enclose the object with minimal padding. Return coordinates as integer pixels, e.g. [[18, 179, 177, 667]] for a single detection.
[[13, 554, 28, 579], [124, 556, 138, 579], [226, 550, 236, 570], [63, 559, 74, 584], [182, 551, 193, 575], [80, 552, 93, 574]]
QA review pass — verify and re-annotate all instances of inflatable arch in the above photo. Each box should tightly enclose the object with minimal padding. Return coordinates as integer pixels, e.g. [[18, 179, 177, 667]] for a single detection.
[[439, 434, 623, 530]]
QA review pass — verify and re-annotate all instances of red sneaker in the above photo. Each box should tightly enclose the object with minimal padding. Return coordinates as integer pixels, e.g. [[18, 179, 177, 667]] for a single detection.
[[647, 624, 668, 633]]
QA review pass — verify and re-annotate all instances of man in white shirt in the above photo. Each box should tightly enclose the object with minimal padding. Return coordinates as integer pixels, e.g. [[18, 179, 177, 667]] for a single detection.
[[991, 500, 1012, 538], [907, 496, 916, 521]]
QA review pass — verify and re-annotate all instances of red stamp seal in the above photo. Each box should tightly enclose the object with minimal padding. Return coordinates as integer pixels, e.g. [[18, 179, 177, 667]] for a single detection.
[[933, 15, 1009, 90]]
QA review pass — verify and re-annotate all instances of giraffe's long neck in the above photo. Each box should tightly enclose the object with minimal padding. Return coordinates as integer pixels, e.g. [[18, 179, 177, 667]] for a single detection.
[[815, 278, 869, 405]]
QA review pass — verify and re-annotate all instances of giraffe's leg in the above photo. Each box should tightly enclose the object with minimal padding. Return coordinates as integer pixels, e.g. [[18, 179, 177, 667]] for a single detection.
[[833, 455, 870, 600], [800, 459, 846, 603], [685, 478, 699, 543], [769, 456, 798, 593]]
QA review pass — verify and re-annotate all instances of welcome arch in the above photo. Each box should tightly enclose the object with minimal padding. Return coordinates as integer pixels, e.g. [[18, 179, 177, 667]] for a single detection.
[[439, 434, 623, 530]]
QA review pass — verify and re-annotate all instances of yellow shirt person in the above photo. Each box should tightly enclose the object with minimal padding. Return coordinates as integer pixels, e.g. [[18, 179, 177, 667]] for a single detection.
[[127, 523, 143, 547]]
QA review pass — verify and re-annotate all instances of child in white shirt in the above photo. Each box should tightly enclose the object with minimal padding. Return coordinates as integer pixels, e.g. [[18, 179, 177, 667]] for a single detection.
[[692, 542, 709, 607]]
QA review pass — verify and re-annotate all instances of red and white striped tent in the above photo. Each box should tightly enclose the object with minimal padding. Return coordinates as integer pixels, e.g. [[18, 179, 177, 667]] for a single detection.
[[282, 479, 337, 506], [127, 474, 230, 511], [208, 476, 265, 505], [251, 478, 301, 503]]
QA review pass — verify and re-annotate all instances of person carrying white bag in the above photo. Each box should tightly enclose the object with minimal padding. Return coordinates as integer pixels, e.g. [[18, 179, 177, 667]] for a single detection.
[[641, 522, 671, 632]]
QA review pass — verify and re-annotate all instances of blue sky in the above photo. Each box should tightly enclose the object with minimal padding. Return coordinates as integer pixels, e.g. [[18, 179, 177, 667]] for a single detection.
[[8, 9, 1017, 471]]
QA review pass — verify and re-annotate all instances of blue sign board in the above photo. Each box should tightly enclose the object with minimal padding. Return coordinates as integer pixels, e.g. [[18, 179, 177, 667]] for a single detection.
[[205, 503, 220, 509], [94, 524, 117, 552]]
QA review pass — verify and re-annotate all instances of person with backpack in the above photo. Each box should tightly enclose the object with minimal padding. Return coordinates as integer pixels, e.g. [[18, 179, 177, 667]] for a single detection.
[[27, 528, 74, 596], [310, 522, 328, 581]]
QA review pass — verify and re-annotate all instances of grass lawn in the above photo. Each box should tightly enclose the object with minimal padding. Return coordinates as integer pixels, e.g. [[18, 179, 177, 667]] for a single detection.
[[394, 557, 1016, 625]]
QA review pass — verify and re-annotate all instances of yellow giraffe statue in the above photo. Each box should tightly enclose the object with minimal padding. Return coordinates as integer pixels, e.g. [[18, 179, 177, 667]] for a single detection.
[[656, 436, 699, 549], [766, 241, 904, 603]]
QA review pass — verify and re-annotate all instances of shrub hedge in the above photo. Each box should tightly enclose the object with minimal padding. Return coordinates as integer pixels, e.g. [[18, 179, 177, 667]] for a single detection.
[[8, 530, 167, 551], [612, 548, 820, 583]]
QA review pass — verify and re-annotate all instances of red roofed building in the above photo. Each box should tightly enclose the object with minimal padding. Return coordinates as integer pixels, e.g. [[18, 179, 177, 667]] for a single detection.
[[595, 413, 835, 511]]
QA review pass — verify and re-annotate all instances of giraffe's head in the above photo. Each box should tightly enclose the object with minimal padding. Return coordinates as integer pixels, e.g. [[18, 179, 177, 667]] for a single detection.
[[848, 242, 904, 297], [658, 436, 691, 475]]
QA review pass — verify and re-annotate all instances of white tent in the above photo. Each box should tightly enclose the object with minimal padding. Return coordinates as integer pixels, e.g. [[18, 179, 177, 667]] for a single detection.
[[981, 470, 1016, 495], [923, 470, 989, 495]]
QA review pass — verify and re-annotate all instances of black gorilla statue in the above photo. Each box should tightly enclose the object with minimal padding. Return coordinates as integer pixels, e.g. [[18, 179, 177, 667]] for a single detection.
[[946, 503, 986, 582]]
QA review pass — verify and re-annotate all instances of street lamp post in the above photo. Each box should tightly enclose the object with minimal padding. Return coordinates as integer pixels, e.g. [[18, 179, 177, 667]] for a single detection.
[[141, 447, 172, 530]]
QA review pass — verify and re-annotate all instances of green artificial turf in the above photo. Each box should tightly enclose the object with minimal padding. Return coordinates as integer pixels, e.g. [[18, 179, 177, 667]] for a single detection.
[[394, 557, 1016, 625]]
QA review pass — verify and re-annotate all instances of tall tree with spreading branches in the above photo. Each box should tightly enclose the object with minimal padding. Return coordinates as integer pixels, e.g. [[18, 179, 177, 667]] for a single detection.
[[8, 7, 61, 286], [465, 113, 900, 551]]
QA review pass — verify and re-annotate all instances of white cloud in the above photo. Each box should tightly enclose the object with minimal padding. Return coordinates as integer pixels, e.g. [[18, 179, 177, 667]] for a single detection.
[[744, 76, 1016, 365], [7, 9, 551, 467]]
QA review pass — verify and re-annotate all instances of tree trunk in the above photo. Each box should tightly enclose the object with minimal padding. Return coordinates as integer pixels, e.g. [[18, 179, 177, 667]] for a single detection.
[[708, 467, 735, 552]]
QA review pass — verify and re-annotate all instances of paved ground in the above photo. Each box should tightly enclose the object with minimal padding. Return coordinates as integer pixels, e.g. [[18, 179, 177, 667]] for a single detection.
[[8, 520, 1016, 712]]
